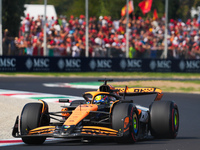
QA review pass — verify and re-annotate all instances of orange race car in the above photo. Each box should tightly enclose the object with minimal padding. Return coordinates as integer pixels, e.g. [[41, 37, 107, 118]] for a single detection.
[[12, 79, 179, 145]]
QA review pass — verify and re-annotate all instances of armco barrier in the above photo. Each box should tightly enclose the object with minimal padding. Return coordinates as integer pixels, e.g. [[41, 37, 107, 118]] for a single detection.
[[0, 56, 200, 72]]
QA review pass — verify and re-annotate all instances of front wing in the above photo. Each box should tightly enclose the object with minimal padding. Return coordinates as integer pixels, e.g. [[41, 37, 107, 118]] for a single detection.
[[12, 116, 124, 139]]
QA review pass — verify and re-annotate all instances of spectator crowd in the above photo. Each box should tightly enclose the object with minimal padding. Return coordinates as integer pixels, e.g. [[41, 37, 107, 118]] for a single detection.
[[2, 13, 200, 59]]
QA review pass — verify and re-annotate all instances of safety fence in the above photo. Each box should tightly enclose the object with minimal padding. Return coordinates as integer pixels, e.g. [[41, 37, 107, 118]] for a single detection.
[[0, 56, 200, 73]]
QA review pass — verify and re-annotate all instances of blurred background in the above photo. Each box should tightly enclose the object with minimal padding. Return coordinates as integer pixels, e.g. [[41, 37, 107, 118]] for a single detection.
[[1, 0, 200, 59]]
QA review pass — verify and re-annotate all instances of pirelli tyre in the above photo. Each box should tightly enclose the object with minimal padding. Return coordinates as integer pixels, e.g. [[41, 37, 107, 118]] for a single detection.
[[20, 102, 50, 145], [112, 103, 139, 143], [149, 101, 179, 139]]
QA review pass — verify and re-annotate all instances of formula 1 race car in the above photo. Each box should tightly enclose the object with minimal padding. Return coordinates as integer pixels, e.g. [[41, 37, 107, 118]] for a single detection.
[[12, 79, 179, 145]]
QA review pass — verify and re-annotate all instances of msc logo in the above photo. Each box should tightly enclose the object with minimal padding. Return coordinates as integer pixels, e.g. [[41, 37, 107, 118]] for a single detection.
[[89, 59, 112, 70], [58, 59, 81, 70], [26, 58, 49, 69], [179, 60, 200, 70], [33, 58, 49, 67], [120, 59, 142, 70], [66, 59, 81, 68], [0, 58, 16, 67], [150, 60, 171, 70]]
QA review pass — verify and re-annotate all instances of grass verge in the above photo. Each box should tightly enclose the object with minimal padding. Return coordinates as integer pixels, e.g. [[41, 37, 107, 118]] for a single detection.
[[112, 80, 200, 94]]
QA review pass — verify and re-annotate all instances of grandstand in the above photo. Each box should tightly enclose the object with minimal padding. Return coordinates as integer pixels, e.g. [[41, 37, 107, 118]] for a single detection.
[[3, 7, 200, 59]]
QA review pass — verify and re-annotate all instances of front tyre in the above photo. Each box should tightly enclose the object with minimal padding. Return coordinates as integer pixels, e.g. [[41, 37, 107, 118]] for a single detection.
[[149, 101, 179, 139], [20, 103, 50, 145], [112, 103, 139, 143]]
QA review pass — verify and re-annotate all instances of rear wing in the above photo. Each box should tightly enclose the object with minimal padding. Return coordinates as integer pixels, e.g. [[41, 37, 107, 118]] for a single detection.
[[116, 87, 163, 101]]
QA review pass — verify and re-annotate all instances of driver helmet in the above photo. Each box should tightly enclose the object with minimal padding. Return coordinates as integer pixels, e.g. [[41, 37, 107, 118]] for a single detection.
[[93, 95, 108, 105]]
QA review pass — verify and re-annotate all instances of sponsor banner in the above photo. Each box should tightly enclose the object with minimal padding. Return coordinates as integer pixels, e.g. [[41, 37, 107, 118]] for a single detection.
[[0, 57, 17, 71], [88, 58, 113, 72], [0, 56, 200, 72], [175, 59, 200, 72], [57, 58, 82, 72], [118, 59, 143, 71], [144, 59, 173, 72], [25, 57, 50, 71]]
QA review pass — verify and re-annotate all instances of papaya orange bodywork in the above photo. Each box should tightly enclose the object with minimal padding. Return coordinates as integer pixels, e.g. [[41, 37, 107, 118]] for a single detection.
[[116, 87, 163, 101], [61, 107, 70, 118], [82, 126, 118, 132], [63, 104, 98, 126], [81, 126, 118, 136], [39, 100, 48, 113], [137, 109, 142, 115], [28, 126, 56, 135], [116, 87, 162, 94], [155, 93, 163, 101]]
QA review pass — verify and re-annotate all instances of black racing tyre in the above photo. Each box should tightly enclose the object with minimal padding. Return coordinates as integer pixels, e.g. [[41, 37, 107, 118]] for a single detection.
[[149, 101, 179, 139], [112, 103, 139, 143], [20, 103, 50, 145]]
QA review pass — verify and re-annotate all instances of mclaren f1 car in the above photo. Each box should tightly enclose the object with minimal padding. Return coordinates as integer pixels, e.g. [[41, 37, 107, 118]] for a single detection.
[[12, 79, 179, 145]]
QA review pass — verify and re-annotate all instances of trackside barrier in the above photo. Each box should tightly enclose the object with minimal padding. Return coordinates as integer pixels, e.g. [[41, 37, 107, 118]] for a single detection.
[[0, 56, 200, 72]]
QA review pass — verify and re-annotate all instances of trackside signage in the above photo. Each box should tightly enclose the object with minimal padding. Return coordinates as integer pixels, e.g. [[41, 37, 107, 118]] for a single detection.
[[89, 59, 112, 71], [25, 58, 50, 71], [57, 58, 82, 71], [119, 59, 142, 71], [0, 58, 16, 71], [178, 60, 200, 72], [0, 56, 199, 72], [149, 60, 172, 72]]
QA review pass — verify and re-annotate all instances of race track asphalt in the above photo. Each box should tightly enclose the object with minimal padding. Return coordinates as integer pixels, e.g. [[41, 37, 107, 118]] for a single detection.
[[0, 77, 200, 150]]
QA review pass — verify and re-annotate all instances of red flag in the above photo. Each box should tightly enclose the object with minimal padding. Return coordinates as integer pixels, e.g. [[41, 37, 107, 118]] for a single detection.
[[153, 9, 158, 20], [121, 0, 134, 17], [138, 0, 153, 14]]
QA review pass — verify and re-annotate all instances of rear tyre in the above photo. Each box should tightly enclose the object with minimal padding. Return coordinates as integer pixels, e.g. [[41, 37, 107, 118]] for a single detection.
[[149, 101, 179, 139], [112, 103, 139, 143], [20, 103, 50, 145]]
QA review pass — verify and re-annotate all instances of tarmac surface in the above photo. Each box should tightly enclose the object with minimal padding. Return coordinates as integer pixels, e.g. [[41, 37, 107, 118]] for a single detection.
[[0, 77, 199, 150]]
